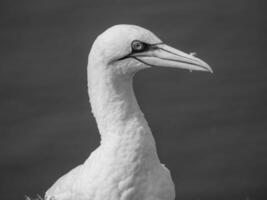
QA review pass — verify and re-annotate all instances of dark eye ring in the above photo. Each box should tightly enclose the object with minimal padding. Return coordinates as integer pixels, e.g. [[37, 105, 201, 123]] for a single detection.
[[131, 40, 145, 51]]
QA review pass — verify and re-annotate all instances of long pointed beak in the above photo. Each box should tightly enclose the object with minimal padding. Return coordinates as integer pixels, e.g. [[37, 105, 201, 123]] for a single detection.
[[133, 44, 213, 73]]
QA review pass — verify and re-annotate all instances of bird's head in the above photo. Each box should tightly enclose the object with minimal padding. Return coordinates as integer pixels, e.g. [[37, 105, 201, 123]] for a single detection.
[[89, 24, 212, 75]]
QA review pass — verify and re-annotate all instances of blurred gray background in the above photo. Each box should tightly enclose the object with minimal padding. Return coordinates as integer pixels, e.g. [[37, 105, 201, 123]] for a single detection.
[[0, 0, 266, 199]]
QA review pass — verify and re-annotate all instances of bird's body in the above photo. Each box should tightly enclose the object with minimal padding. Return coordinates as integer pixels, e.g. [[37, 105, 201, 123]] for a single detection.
[[45, 25, 211, 200]]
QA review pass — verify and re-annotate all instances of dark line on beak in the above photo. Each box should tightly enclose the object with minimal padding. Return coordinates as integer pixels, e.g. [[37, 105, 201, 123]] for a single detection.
[[134, 56, 209, 71], [157, 47, 199, 64], [158, 57, 210, 71], [155, 47, 210, 71]]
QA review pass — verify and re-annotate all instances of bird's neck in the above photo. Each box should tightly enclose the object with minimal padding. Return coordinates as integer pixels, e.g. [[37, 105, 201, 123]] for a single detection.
[[87, 63, 158, 161]]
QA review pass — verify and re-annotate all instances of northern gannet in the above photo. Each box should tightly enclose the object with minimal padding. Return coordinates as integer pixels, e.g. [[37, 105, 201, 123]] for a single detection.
[[45, 24, 212, 200]]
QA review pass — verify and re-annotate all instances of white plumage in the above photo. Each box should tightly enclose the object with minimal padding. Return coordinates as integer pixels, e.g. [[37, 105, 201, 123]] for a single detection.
[[45, 24, 212, 200]]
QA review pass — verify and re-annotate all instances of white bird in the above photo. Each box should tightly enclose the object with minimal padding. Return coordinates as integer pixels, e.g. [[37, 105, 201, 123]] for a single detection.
[[45, 24, 212, 200]]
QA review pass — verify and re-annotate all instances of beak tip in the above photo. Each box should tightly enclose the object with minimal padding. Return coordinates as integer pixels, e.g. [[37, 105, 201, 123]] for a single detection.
[[207, 67, 213, 74], [197, 59, 213, 74]]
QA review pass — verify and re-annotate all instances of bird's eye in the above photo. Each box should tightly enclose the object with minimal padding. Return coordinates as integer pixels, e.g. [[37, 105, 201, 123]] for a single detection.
[[131, 40, 145, 52]]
